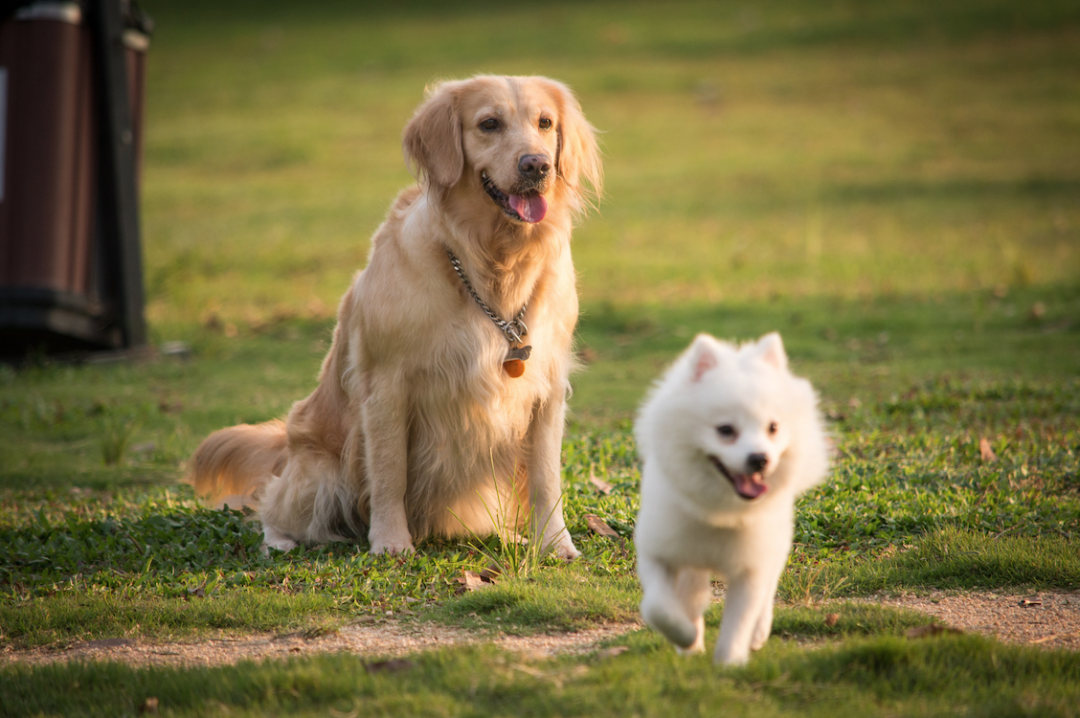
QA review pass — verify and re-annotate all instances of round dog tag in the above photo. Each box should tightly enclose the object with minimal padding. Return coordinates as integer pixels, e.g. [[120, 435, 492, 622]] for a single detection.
[[503, 359, 525, 378]]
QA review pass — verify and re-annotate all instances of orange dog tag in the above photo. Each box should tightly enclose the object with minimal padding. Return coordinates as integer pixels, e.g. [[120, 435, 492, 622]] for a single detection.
[[503, 345, 531, 378]]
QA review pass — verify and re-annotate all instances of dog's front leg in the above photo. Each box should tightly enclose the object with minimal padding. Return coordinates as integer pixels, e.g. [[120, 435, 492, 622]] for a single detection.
[[713, 570, 772, 666], [526, 392, 579, 559], [638, 554, 701, 649], [750, 548, 790, 651], [362, 371, 414, 555]]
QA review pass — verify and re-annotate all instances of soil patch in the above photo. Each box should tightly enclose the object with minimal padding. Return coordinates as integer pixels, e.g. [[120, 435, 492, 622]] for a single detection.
[[2, 590, 1077, 668], [861, 588, 1080, 651]]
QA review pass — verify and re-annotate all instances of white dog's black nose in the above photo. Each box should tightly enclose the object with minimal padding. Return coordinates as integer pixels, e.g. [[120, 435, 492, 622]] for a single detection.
[[518, 154, 551, 181], [747, 453, 769, 472]]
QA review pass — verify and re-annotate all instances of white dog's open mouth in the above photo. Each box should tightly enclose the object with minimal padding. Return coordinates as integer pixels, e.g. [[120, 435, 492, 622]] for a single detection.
[[481, 172, 547, 224], [709, 455, 768, 500]]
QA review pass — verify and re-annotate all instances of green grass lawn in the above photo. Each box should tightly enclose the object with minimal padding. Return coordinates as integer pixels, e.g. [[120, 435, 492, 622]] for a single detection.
[[2, 0, 1079, 715]]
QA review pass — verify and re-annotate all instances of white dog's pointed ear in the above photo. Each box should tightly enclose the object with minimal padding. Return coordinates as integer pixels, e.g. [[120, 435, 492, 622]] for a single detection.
[[689, 334, 719, 382], [402, 81, 464, 189], [757, 332, 788, 370]]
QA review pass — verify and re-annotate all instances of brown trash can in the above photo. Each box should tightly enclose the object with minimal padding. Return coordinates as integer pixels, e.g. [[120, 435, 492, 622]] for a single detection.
[[0, 0, 149, 357]]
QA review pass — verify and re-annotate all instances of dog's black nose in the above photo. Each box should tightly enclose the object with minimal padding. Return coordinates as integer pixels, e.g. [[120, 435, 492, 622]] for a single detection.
[[747, 453, 769, 473], [518, 154, 551, 181]]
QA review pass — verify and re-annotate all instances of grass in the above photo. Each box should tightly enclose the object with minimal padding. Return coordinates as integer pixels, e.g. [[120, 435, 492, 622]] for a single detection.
[[2, 371, 1076, 647], [135, 0, 1080, 332], [1, 0, 1079, 713], [3, 632, 1080, 717]]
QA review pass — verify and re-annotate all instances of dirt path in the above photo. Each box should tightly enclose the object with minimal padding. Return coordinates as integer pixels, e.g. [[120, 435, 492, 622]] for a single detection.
[[863, 589, 1080, 650], [0, 619, 640, 668], [3, 590, 1078, 668]]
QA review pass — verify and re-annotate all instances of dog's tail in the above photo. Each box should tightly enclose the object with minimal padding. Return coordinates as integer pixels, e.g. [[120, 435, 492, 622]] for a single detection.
[[186, 420, 288, 511]]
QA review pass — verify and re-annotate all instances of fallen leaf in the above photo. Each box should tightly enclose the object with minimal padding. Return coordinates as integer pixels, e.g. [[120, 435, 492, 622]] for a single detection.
[[186, 585, 205, 599], [595, 646, 629, 660], [1018, 598, 1042, 607], [979, 437, 997, 462], [364, 659, 415, 674], [585, 514, 619, 539], [905, 624, 963, 639], [455, 570, 494, 593], [479, 565, 501, 582], [589, 470, 613, 495], [825, 613, 840, 627]]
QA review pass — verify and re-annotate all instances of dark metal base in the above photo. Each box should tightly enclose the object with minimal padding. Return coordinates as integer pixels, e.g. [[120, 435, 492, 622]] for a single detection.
[[0, 286, 121, 357]]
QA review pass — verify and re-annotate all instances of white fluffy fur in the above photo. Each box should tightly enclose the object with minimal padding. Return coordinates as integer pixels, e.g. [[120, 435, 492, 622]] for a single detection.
[[634, 332, 830, 665]]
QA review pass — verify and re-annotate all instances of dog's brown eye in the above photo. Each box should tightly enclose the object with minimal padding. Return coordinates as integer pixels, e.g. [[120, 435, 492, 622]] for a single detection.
[[717, 425, 737, 439], [768, 422, 778, 435], [538, 117, 552, 130], [479, 118, 499, 131]]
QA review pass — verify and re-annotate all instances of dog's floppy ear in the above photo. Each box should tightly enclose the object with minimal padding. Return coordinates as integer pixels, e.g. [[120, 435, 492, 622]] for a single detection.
[[403, 81, 464, 190], [689, 334, 719, 383], [541, 79, 603, 213], [756, 332, 788, 370]]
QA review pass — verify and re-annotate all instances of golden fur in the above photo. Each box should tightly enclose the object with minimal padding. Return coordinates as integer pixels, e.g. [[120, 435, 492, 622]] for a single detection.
[[188, 75, 602, 556]]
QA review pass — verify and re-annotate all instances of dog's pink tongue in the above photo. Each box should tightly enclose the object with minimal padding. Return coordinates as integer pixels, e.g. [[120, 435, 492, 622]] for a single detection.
[[509, 194, 547, 223], [733, 473, 768, 500]]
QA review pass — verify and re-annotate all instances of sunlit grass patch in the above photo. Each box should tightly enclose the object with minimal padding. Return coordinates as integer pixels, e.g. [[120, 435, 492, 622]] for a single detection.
[[3, 627, 1079, 718], [420, 568, 640, 635]]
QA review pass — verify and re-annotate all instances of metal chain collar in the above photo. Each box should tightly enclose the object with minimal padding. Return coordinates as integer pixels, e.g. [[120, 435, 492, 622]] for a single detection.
[[445, 248, 528, 344]]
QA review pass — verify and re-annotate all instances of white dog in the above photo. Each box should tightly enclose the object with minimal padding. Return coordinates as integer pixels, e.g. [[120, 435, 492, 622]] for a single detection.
[[634, 332, 829, 665]]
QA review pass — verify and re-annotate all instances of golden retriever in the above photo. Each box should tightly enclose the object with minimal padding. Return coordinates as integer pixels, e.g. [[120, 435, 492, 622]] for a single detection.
[[187, 75, 602, 558]]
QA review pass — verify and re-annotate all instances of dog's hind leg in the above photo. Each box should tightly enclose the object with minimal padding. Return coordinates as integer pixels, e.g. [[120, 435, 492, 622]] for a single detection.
[[673, 567, 711, 655], [638, 554, 700, 650], [259, 449, 358, 550]]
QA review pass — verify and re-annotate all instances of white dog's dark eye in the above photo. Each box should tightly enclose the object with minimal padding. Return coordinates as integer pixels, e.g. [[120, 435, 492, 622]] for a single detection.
[[480, 118, 499, 131], [768, 421, 778, 435], [539, 117, 552, 130], [717, 424, 737, 439]]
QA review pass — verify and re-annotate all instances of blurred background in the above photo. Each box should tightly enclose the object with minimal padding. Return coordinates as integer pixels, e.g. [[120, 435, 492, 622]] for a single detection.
[[138, 0, 1079, 314], [129, 0, 1079, 418]]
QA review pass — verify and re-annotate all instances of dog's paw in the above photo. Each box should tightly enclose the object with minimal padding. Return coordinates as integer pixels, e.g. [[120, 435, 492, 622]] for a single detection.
[[750, 627, 771, 651], [675, 616, 706, 655], [642, 600, 698, 649], [369, 539, 416, 555], [675, 641, 705, 656], [713, 642, 751, 666], [262, 526, 298, 553], [552, 539, 581, 561]]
